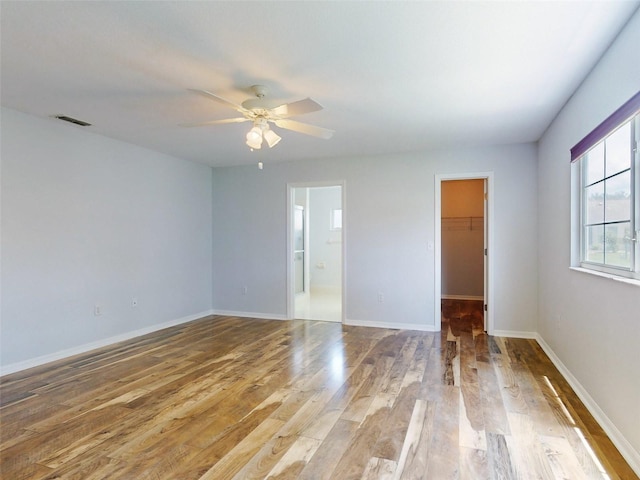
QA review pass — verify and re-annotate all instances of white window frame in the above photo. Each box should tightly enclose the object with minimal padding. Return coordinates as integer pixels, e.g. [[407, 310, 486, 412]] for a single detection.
[[572, 93, 640, 281]]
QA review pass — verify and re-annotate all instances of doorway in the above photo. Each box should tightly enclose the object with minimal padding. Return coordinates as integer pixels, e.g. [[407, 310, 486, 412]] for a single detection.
[[288, 183, 344, 322], [435, 173, 493, 334]]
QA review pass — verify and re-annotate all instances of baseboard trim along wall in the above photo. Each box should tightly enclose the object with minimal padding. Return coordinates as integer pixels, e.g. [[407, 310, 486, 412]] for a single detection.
[[211, 310, 289, 321], [0, 309, 215, 376], [345, 318, 438, 332], [536, 334, 640, 477], [491, 330, 537, 339]]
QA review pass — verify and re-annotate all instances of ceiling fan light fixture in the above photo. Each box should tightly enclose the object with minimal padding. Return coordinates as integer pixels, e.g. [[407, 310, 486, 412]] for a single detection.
[[246, 126, 263, 149], [263, 128, 281, 148]]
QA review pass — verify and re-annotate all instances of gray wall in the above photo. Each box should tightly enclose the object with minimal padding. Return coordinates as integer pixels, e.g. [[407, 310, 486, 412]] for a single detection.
[[1, 108, 213, 367], [537, 9, 640, 463], [212, 144, 538, 332]]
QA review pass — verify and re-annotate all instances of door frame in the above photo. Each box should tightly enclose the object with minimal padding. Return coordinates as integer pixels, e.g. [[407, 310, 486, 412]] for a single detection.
[[434, 172, 494, 334], [286, 181, 346, 322]]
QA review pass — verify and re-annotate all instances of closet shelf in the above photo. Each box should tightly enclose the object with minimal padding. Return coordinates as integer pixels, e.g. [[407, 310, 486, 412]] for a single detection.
[[442, 216, 484, 231]]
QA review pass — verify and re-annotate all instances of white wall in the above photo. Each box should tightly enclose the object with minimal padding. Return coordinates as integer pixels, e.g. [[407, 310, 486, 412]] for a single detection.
[[212, 144, 538, 332], [309, 186, 342, 291], [0, 108, 213, 368], [537, 9, 640, 469]]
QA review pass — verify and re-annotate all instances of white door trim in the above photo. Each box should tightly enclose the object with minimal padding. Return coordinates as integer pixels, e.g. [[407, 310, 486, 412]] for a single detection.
[[287, 181, 346, 323], [435, 172, 494, 334]]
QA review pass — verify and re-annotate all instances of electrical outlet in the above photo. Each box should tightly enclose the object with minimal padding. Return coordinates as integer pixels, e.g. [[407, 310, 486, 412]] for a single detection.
[[131, 298, 138, 308], [94, 305, 102, 316], [242, 286, 248, 295], [377, 292, 384, 303]]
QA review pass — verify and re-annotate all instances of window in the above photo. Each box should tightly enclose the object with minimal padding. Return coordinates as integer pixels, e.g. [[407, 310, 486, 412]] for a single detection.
[[572, 92, 640, 280], [330, 208, 342, 231]]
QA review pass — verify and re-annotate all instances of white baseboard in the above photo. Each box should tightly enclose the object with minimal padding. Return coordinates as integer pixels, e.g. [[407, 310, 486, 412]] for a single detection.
[[491, 329, 536, 339], [441, 294, 484, 301], [536, 334, 640, 477], [0, 309, 215, 376], [345, 318, 438, 332], [211, 310, 288, 321]]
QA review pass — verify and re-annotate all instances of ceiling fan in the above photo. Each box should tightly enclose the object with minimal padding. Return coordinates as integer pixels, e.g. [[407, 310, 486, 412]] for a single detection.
[[181, 85, 334, 151]]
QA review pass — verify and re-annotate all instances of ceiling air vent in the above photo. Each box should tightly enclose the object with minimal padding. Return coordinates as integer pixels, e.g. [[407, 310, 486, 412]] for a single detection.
[[53, 115, 91, 127]]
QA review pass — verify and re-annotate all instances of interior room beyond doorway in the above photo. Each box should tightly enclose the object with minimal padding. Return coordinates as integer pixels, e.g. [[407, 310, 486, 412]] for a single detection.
[[441, 178, 485, 331], [292, 185, 342, 322]]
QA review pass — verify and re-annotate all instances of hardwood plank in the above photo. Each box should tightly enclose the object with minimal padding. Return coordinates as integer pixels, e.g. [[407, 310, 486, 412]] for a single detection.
[[102, 442, 202, 480], [339, 335, 403, 423], [230, 431, 298, 480], [196, 418, 286, 480], [0, 405, 132, 475], [476, 359, 511, 435], [486, 432, 517, 480], [371, 381, 421, 462], [540, 434, 590, 480], [492, 353, 529, 414], [459, 447, 489, 480], [381, 334, 420, 395], [392, 398, 432, 479], [510, 363, 563, 437], [264, 435, 322, 479], [362, 457, 397, 479], [442, 340, 459, 386], [330, 392, 395, 479], [458, 387, 487, 451], [0, 396, 67, 440], [474, 332, 491, 364], [40, 454, 128, 480], [424, 385, 460, 479], [504, 412, 556, 480], [0, 460, 53, 480], [297, 419, 359, 480]]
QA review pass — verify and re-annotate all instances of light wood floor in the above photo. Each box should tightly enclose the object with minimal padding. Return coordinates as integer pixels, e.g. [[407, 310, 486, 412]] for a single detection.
[[1, 300, 637, 479]]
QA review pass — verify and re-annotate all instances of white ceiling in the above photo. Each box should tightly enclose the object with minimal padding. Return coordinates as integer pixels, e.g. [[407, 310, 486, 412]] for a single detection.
[[1, 1, 638, 167]]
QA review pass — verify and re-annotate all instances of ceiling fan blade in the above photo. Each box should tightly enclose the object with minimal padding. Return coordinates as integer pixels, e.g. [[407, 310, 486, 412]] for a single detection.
[[274, 119, 334, 139], [179, 117, 250, 127], [272, 98, 323, 118], [188, 89, 247, 112]]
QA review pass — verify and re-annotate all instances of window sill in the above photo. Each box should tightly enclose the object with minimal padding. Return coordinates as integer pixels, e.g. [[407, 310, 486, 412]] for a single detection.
[[569, 267, 640, 287]]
